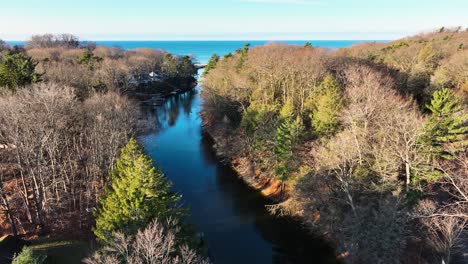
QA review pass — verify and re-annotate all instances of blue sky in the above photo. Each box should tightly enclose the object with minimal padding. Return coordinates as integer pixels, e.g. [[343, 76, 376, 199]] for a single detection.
[[1, 0, 467, 40]]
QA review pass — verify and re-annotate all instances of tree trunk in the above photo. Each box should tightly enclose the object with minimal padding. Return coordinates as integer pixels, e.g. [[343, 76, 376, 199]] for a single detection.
[[1, 185, 17, 236], [405, 162, 411, 191], [30, 172, 45, 233]]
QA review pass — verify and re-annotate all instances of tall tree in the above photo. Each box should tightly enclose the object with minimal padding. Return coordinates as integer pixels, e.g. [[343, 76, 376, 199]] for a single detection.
[[236, 43, 250, 70], [177, 55, 197, 79], [420, 88, 468, 160], [161, 54, 178, 79], [93, 138, 183, 243], [307, 75, 342, 136], [303, 42, 313, 48], [0, 178, 17, 236], [203, 54, 219, 76], [275, 102, 295, 161], [274, 102, 303, 183]]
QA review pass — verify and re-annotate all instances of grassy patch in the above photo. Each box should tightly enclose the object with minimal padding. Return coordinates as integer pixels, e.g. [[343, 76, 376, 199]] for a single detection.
[[30, 238, 94, 264]]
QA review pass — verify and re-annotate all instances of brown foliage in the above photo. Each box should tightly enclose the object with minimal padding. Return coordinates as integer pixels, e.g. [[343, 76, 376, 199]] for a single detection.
[[25, 43, 193, 99], [0, 83, 140, 236], [201, 31, 468, 263], [203, 43, 330, 114], [345, 30, 468, 102], [27, 46, 168, 97]]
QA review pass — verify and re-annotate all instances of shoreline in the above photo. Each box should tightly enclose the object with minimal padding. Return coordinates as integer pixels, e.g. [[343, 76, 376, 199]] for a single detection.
[[201, 120, 345, 261], [201, 123, 286, 201]]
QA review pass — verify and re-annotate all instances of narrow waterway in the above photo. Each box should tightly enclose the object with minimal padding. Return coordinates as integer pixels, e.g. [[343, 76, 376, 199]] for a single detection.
[[140, 78, 337, 264]]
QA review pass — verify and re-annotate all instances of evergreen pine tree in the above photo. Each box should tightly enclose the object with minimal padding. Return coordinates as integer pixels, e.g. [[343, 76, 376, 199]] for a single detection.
[[0, 51, 41, 90], [177, 55, 197, 79], [274, 102, 303, 185], [77, 49, 102, 70], [93, 138, 183, 243], [275, 102, 294, 161], [308, 75, 342, 136], [236, 43, 250, 70], [202, 53, 220, 76], [274, 102, 303, 161], [161, 54, 178, 78], [303, 42, 313, 48], [420, 88, 468, 159]]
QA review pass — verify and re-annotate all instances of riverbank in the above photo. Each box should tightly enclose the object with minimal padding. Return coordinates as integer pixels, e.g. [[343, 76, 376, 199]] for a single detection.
[[201, 117, 348, 262], [199, 32, 468, 264], [139, 86, 340, 263], [203, 110, 373, 261], [201, 122, 288, 201]]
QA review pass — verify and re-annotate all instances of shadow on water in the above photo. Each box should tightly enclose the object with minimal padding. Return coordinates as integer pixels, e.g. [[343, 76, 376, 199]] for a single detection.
[[140, 87, 338, 264], [200, 134, 338, 264]]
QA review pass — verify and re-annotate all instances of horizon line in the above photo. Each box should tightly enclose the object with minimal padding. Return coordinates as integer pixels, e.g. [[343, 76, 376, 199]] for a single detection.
[[5, 39, 392, 42]]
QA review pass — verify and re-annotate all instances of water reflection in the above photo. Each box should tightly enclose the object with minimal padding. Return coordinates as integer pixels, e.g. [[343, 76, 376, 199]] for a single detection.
[[140, 86, 337, 264], [152, 91, 197, 128]]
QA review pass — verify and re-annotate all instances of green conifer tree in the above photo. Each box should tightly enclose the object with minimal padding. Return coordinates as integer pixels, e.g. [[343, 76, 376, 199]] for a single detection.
[[308, 75, 342, 136], [93, 138, 183, 243], [0, 51, 41, 90], [177, 55, 197, 79], [77, 49, 102, 69], [303, 42, 313, 48], [202, 53, 220, 76], [236, 43, 250, 70], [161, 54, 178, 78], [273, 102, 303, 186], [274, 102, 303, 161], [420, 88, 468, 159]]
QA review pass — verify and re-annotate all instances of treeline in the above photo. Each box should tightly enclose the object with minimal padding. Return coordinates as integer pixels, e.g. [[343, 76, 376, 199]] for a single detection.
[[340, 28, 468, 104], [202, 30, 467, 263], [0, 34, 197, 98]]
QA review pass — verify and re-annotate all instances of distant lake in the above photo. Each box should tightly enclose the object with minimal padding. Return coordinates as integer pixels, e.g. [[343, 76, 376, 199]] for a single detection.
[[7, 40, 388, 63]]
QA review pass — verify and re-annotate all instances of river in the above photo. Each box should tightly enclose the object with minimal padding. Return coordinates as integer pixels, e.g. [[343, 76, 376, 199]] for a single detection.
[[139, 75, 338, 264]]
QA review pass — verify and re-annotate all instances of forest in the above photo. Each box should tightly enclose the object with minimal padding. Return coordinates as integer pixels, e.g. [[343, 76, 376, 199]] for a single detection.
[[202, 28, 467, 264], [0, 34, 205, 263], [1, 34, 197, 98]]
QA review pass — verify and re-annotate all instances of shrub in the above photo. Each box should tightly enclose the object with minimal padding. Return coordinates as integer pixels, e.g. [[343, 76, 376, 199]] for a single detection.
[[12, 247, 45, 264], [0, 51, 41, 91]]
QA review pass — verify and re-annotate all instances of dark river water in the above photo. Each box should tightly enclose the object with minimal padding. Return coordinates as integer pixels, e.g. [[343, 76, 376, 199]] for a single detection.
[[140, 78, 338, 264]]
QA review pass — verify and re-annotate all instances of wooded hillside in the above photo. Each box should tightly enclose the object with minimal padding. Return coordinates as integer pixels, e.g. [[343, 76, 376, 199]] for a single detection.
[[202, 29, 467, 264]]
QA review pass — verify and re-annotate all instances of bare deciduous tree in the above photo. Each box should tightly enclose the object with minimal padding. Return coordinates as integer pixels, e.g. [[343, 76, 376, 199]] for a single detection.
[[84, 219, 209, 264], [0, 83, 140, 234]]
